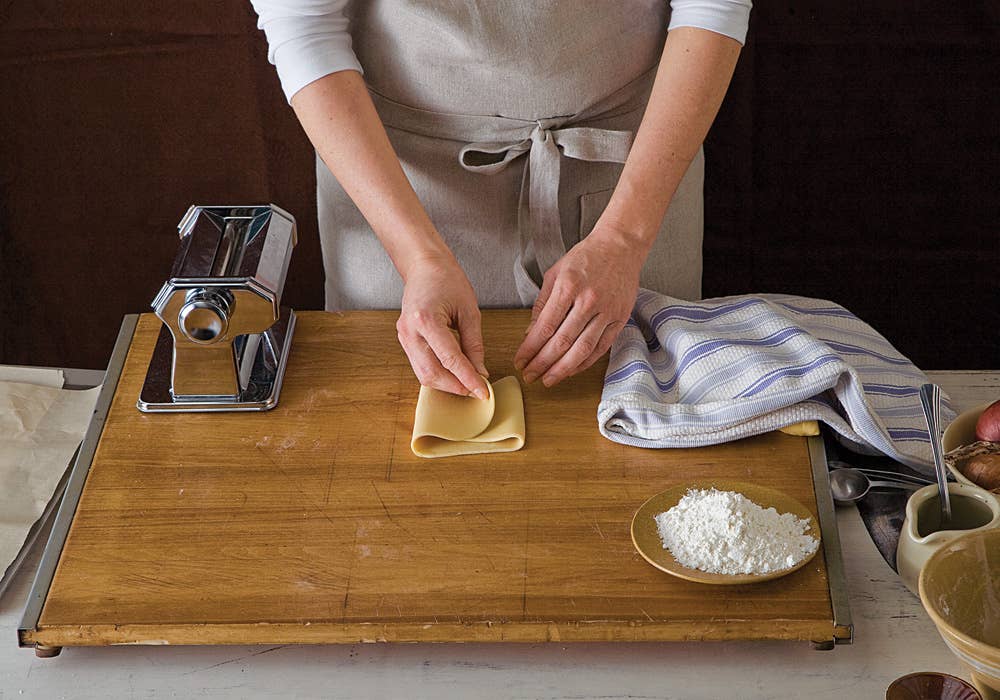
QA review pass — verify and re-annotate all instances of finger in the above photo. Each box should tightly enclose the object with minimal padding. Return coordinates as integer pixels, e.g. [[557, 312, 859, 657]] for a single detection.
[[421, 322, 490, 400], [539, 316, 610, 387], [398, 332, 469, 396], [531, 270, 556, 323], [457, 306, 489, 378], [521, 301, 595, 384], [563, 321, 624, 379], [514, 280, 573, 372], [518, 269, 557, 345]]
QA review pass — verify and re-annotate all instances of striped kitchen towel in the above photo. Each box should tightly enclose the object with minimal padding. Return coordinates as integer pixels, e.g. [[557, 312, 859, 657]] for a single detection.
[[598, 290, 955, 473]]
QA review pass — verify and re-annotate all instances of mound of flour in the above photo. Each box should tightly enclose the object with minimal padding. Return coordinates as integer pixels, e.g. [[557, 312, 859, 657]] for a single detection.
[[655, 488, 819, 575]]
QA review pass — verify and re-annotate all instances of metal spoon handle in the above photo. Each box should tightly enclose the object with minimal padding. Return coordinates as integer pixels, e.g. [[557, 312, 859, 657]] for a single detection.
[[827, 461, 936, 485], [854, 468, 934, 485], [919, 383, 952, 523], [866, 480, 921, 491]]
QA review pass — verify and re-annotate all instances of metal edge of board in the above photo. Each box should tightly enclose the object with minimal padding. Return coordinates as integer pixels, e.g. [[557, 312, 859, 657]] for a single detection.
[[807, 434, 854, 646], [17, 314, 140, 648]]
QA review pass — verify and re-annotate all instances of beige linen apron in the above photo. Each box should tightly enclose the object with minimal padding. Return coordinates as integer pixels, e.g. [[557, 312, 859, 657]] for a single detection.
[[318, 0, 704, 310]]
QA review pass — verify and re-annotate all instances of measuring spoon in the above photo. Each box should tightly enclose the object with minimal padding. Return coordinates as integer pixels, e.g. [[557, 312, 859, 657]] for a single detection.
[[829, 467, 922, 506]]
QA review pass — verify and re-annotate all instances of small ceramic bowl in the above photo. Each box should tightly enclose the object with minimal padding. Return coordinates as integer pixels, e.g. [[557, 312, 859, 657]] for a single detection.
[[886, 672, 982, 700], [942, 403, 991, 487], [919, 529, 1000, 700]]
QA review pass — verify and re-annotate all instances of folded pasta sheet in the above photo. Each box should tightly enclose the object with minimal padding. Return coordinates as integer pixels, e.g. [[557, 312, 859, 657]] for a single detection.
[[411, 376, 525, 458], [778, 420, 821, 437]]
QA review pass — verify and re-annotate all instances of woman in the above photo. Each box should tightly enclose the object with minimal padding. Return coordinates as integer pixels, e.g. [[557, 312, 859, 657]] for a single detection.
[[252, 1, 750, 399]]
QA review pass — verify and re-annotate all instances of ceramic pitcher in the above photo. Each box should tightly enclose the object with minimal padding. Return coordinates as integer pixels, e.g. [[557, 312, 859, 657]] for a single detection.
[[897, 482, 1000, 595]]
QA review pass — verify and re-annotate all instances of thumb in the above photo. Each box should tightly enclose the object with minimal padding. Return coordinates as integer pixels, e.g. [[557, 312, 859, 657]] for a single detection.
[[458, 306, 489, 378]]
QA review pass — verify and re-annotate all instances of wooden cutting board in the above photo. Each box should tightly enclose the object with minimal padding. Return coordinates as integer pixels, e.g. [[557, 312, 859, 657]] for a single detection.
[[20, 311, 851, 650]]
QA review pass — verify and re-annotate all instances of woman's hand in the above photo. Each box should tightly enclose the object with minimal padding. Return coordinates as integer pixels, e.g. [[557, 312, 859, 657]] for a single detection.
[[290, 72, 489, 400], [397, 252, 491, 399], [514, 223, 646, 387]]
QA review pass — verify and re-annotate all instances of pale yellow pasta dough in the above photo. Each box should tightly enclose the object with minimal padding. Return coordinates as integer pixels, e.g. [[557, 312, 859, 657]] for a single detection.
[[778, 420, 821, 437], [411, 376, 525, 458]]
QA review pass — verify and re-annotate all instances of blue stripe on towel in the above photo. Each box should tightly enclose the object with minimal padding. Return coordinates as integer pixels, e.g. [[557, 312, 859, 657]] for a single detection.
[[820, 339, 912, 366], [737, 355, 842, 398], [619, 326, 816, 395], [862, 383, 920, 396]]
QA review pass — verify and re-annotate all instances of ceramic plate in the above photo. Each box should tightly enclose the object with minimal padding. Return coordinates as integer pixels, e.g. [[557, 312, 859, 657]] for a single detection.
[[631, 480, 822, 585]]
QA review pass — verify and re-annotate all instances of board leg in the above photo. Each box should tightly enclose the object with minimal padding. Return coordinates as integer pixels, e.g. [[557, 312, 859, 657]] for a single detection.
[[34, 644, 62, 658], [810, 638, 835, 651]]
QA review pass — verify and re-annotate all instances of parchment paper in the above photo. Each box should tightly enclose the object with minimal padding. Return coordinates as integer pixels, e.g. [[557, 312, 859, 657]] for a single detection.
[[0, 366, 64, 388], [0, 371, 100, 595]]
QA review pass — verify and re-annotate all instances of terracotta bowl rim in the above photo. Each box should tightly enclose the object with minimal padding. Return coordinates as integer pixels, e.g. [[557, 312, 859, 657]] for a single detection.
[[886, 670, 983, 697]]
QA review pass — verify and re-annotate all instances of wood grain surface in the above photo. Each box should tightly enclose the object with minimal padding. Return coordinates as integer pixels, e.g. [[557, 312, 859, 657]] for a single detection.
[[28, 311, 845, 646]]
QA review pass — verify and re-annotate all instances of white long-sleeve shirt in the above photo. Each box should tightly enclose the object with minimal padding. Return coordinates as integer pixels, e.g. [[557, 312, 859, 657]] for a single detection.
[[252, 0, 752, 103]]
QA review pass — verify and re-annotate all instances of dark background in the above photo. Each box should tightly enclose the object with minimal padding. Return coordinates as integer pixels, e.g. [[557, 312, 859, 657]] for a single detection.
[[2, 3, 997, 370]]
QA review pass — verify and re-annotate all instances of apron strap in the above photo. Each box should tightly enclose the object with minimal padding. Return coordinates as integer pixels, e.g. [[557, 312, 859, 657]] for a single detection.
[[460, 123, 634, 305]]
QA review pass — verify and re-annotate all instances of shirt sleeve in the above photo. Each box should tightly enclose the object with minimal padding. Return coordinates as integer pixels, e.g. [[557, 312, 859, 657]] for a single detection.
[[668, 0, 753, 45], [250, 0, 363, 103]]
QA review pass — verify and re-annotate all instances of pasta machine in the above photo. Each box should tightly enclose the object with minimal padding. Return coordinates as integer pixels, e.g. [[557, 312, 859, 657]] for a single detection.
[[137, 204, 297, 412]]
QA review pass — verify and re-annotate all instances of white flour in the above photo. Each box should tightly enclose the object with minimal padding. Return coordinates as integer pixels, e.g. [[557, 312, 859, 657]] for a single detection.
[[655, 488, 819, 575]]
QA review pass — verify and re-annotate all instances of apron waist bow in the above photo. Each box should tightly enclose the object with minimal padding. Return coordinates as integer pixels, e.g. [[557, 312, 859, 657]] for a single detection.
[[368, 67, 655, 304], [459, 123, 634, 304]]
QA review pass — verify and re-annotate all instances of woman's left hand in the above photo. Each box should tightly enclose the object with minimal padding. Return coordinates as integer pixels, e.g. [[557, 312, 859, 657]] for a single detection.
[[514, 224, 647, 387]]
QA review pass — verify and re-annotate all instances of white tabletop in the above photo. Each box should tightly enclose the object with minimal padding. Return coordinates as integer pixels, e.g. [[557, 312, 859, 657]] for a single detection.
[[2, 370, 997, 699]]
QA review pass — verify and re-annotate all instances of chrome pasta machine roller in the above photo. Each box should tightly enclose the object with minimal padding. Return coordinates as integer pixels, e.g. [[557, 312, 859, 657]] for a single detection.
[[138, 205, 297, 412]]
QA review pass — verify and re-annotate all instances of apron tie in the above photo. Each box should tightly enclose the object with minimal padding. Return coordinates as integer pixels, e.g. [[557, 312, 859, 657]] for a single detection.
[[366, 70, 657, 306], [459, 120, 634, 305]]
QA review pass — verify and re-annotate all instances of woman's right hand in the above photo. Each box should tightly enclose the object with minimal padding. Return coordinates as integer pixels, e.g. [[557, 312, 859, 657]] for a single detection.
[[397, 252, 490, 399]]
